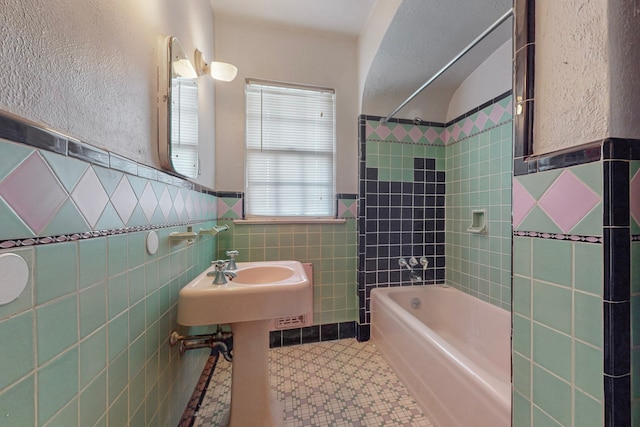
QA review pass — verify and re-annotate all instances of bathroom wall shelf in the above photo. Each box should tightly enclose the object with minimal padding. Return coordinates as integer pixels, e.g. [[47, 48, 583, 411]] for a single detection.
[[467, 209, 487, 234]]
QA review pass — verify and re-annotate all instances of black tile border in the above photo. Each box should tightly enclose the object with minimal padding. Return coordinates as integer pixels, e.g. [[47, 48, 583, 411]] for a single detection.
[[604, 374, 631, 426], [268, 321, 356, 348], [179, 349, 220, 427], [514, 138, 640, 177]]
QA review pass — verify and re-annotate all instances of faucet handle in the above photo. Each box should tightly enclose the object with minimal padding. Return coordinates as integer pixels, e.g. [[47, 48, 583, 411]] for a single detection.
[[213, 260, 227, 271], [409, 257, 419, 267], [419, 257, 429, 269], [225, 250, 238, 270]]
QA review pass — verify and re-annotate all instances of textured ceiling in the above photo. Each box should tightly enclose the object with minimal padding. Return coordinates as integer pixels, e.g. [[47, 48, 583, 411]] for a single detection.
[[209, 0, 513, 122], [363, 0, 513, 121], [209, 0, 377, 36]]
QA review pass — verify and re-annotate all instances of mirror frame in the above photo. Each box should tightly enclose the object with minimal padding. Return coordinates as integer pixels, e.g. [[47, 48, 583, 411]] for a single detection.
[[158, 36, 200, 179]]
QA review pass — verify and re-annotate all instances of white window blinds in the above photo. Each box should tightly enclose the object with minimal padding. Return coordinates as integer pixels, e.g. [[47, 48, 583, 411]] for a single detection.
[[170, 78, 199, 178], [245, 80, 335, 217]]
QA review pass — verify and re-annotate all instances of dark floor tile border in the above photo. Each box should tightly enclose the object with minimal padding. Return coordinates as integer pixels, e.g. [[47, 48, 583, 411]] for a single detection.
[[179, 350, 220, 427], [269, 321, 357, 348]]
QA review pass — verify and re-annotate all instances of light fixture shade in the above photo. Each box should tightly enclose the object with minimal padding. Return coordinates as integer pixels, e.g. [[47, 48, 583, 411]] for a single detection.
[[209, 61, 238, 82]]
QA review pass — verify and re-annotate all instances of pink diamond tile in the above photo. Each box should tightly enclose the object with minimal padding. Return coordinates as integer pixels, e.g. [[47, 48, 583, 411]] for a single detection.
[[111, 176, 137, 224], [450, 124, 462, 141], [630, 170, 640, 225], [461, 118, 474, 136], [365, 122, 376, 138], [174, 191, 185, 220], [0, 152, 68, 234], [338, 200, 357, 218], [489, 104, 506, 124], [474, 111, 489, 131], [70, 167, 109, 228], [185, 192, 194, 220], [231, 200, 242, 217], [408, 126, 423, 143], [374, 124, 391, 140], [443, 129, 452, 145], [392, 125, 407, 141], [158, 186, 172, 220], [512, 179, 537, 228], [425, 127, 440, 144], [538, 170, 600, 233], [217, 198, 230, 217], [139, 182, 158, 223]]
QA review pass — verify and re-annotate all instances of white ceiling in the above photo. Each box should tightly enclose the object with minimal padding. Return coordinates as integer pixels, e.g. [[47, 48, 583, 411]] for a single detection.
[[209, 0, 377, 37]]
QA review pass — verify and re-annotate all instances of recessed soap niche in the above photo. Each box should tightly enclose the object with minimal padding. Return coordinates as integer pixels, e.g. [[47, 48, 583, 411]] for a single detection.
[[467, 209, 487, 234]]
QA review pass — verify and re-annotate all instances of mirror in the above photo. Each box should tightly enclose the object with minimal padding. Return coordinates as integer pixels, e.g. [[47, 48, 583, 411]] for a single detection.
[[158, 37, 199, 179]]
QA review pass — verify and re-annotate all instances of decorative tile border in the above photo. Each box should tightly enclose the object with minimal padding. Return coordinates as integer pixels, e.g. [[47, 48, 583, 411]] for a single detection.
[[363, 91, 512, 147], [0, 111, 221, 245], [513, 230, 603, 243]]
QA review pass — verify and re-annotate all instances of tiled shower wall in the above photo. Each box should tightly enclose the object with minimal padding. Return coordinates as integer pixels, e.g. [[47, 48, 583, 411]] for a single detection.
[[445, 97, 513, 309], [512, 142, 640, 425], [0, 127, 219, 426], [357, 92, 513, 339]]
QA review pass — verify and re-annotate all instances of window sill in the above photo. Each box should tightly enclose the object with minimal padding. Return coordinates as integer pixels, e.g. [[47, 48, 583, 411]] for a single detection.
[[233, 218, 346, 225]]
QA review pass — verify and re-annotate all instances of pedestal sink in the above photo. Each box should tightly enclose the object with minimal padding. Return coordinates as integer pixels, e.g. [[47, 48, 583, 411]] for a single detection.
[[177, 260, 311, 427]]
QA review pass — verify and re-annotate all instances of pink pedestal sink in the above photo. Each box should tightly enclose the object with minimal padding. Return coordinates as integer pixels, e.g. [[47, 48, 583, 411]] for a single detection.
[[177, 260, 311, 427]]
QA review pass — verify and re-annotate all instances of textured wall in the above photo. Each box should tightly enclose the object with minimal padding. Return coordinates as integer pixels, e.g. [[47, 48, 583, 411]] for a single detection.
[[534, 0, 609, 154], [0, 0, 217, 188]]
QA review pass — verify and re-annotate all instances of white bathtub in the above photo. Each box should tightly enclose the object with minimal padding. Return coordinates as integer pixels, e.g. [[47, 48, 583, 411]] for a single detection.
[[371, 285, 511, 427]]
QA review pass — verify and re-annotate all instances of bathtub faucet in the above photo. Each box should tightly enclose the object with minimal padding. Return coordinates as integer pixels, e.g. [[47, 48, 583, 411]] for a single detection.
[[408, 270, 422, 282], [398, 258, 411, 270]]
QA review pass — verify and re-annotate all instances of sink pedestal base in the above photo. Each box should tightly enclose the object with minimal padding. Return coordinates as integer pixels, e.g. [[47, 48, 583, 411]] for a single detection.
[[227, 320, 283, 427]]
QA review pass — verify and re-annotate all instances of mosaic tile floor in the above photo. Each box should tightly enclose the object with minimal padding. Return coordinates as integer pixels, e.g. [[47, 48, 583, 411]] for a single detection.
[[194, 338, 433, 427]]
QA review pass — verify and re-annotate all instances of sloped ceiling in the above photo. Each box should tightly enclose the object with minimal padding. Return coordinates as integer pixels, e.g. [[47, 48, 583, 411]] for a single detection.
[[362, 0, 512, 122]]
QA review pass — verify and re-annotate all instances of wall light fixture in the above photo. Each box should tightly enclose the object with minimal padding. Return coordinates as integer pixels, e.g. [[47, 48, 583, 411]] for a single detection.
[[194, 49, 238, 82]]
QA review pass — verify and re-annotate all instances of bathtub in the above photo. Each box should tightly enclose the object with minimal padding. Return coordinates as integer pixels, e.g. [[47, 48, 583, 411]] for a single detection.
[[371, 285, 511, 427]]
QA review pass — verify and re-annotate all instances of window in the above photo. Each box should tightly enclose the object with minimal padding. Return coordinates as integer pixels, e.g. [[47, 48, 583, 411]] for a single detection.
[[245, 80, 335, 217], [170, 78, 199, 178]]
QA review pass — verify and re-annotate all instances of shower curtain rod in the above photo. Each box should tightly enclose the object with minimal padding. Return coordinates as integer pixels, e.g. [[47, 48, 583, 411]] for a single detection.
[[380, 7, 514, 124]]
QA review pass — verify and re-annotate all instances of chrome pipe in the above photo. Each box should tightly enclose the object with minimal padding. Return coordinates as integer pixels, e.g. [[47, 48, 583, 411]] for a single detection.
[[381, 8, 514, 124]]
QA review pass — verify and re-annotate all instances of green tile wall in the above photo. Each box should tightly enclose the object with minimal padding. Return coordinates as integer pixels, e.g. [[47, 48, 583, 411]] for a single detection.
[[215, 220, 359, 325], [512, 235, 604, 425], [0, 139, 220, 426], [0, 226, 218, 426], [445, 119, 513, 309]]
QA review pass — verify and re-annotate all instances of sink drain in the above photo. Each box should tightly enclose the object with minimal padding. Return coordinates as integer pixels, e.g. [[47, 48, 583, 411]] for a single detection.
[[410, 297, 421, 309]]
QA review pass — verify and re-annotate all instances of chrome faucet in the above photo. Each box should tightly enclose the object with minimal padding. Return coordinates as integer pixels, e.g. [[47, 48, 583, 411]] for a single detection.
[[225, 250, 239, 270], [207, 260, 237, 285], [399, 257, 426, 283]]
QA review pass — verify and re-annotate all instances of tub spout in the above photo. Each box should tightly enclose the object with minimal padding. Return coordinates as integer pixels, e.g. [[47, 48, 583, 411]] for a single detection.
[[409, 270, 422, 282]]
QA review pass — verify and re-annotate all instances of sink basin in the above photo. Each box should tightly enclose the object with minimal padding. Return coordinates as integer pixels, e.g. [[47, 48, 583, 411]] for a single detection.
[[177, 260, 311, 326], [233, 264, 296, 284]]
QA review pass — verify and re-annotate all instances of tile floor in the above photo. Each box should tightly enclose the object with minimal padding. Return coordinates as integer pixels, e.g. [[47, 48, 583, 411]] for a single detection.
[[194, 338, 433, 426]]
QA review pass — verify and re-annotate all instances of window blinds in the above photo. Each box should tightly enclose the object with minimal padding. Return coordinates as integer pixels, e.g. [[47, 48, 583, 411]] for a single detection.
[[245, 80, 335, 217], [170, 78, 198, 178]]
